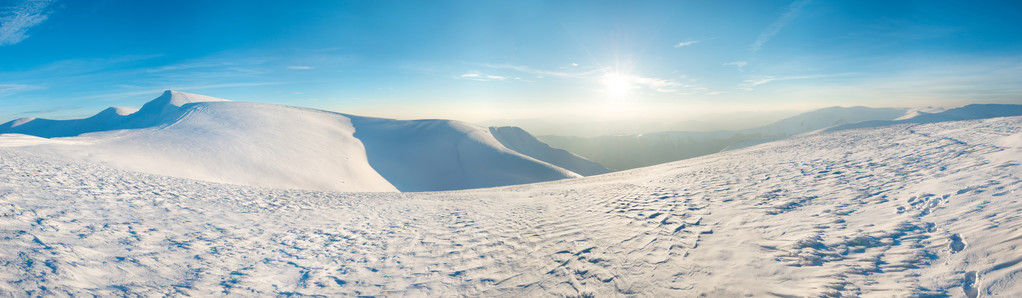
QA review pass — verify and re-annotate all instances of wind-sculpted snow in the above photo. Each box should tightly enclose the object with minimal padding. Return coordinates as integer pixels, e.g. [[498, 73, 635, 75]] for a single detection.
[[1, 116, 1020, 296]]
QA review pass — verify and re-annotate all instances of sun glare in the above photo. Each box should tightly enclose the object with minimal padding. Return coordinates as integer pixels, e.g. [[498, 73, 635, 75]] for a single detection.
[[602, 73, 633, 96]]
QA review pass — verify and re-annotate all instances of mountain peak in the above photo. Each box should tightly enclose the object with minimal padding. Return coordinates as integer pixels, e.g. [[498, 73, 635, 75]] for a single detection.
[[138, 90, 230, 114], [91, 106, 139, 119], [165, 90, 230, 107]]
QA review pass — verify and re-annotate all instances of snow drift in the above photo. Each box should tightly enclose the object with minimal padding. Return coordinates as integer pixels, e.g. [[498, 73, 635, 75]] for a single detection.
[[0, 91, 592, 192]]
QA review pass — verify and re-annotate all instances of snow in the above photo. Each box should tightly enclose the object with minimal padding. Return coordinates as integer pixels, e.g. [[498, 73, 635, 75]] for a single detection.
[[1, 115, 1020, 296], [0, 91, 228, 138], [345, 116, 581, 192], [828, 104, 1022, 132], [896, 106, 947, 121], [489, 126, 611, 176], [0, 91, 586, 192]]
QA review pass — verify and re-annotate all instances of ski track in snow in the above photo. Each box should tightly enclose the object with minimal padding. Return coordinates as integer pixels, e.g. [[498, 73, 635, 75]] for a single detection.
[[1, 117, 1021, 296]]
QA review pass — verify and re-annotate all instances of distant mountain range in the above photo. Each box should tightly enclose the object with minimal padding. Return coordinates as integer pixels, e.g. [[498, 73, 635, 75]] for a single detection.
[[540, 104, 1022, 170]]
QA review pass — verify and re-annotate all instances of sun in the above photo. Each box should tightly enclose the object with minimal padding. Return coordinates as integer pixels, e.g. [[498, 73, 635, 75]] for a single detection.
[[602, 73, 633, 96]]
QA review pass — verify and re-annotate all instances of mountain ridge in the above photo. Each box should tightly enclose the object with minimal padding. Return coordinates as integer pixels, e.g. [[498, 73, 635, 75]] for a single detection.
[[0, 91, 599, 192]]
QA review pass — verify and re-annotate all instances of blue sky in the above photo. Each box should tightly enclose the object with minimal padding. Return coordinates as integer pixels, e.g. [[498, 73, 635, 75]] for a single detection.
[[1, 0, 1021, 124]]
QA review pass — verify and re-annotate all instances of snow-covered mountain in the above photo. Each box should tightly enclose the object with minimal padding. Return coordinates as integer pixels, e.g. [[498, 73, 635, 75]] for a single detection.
[[1, 114, 1019, 296], [0, 91, 590, 192], [0, 91, 228, 138], [489, 126, 611, 176], [827, 104, 1022, 132], [540, 106, 909, 170], [342, 116, 581, 192]]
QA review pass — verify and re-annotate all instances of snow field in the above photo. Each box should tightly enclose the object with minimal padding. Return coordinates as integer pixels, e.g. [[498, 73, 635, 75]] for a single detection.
[[1, 116, 1020, 296]]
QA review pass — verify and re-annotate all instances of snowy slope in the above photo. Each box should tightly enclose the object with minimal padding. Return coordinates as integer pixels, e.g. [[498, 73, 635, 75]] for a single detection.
[[488, 126, 611, 176], [16, 99, 397, 192], [345, 116, 581, 192], [1, 116, 1019, 296], [0, 91, 583, 192], [540, 106, 909, 170], [828, 104, 1022, 132]]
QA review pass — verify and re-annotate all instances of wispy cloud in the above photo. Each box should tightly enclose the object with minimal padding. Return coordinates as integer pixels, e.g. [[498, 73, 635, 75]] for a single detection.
[[615, 73, 696, 93], [147, 61, 233, 73], [288, 66, 313, 70], [724, 61, 748, 69], [739, 73, 855, 90], [16, 104, 81, 115], [458, 73, 508, 81], [62, 82, 286, 102], [673, 40, 701, 48], [0, 83, 44, 94], [790, 59, 1022, 105], [0, 83, 45, 102], [480, 63, 601, 78], [557, 62, 580, 70], [750, 0, 810, 53], [476, 63, 710, 95], [0, 0, 57, 46], [142, 57, 271, 82]]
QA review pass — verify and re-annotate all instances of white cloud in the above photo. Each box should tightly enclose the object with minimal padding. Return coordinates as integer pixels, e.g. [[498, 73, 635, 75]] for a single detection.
[[746, 76, 782, 87], [458, 73, 508, 81], [0, 83, 44, 95], [480, 63, 600, 78], [0, 0, 56, 46], [739, 73, 855, 90], [625, 74, 686, 93], [673, 40, 701, 48], [750, 0, 810, 53], [558, 62, 580, 70], [478, 63, 711, 94], [724, 61, 748, 68], [602, 73, 708, 95], [59, 82, 285, 102], [0, 83, 37, 92], [288, 66, 313, 70]]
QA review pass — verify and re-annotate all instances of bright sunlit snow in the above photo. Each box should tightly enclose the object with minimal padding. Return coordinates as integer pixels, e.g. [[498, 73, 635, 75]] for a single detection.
[[1, 114, 1020, 296], [0, 91, 594, 192]]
